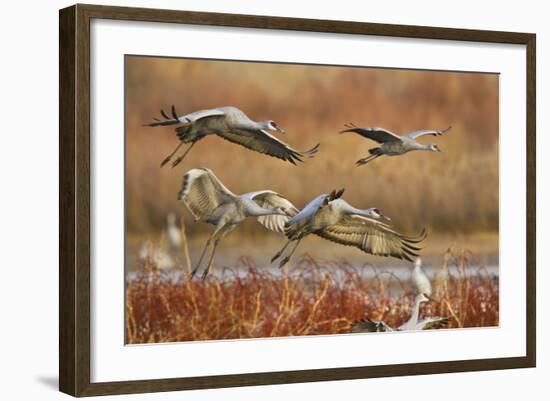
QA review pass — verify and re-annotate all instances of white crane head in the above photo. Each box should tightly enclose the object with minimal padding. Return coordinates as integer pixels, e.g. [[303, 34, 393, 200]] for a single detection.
[[260, 120, 287, 135], [429, 144, 442, 152], [416, 292, 430, 304], [367, 207, 391, 221]]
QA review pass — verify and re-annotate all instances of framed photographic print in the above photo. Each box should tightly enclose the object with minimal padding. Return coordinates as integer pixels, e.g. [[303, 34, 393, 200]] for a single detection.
[[59, 4, 536, 397]]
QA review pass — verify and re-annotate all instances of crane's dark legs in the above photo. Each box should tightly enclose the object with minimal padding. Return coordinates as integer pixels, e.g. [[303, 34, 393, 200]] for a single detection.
[[171, 141, 197, 168], [356, 154, 381, 166], [278, 239, 302, 268], [271, 240, 293, 263], [189, 237, 211, 279], [201, 238, 222, 281], [160, 141, 185, 167], [190, 224, 231, 280]]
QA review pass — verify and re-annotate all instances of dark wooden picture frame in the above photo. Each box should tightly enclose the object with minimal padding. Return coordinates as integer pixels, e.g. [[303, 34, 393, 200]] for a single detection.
[[59, 3, 536, 397]]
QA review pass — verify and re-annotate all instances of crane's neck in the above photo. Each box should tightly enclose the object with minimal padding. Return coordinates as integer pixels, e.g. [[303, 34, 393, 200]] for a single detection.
[[342, 203, 377, 219], [415, 143, 434, 151], [245, 202, 283, 217], [409, 297, 424, 328]]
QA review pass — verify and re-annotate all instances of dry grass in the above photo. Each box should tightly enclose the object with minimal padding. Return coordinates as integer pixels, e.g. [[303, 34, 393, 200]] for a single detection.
[[126, 249, 498, 344]]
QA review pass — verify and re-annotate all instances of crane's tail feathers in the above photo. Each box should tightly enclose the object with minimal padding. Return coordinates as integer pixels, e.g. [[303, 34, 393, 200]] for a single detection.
[[324, 188, 345, 205], [334, 188, 345, 199]]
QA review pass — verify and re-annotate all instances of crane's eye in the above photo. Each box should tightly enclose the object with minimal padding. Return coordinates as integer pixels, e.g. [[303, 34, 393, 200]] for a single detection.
[[271, 121, 278, 127]]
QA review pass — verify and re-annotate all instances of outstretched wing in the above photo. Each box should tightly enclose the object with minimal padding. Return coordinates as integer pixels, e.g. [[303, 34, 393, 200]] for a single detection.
[[244, 190, 299, 233], [178, 168, 236, 221], [416, 316, 450, 330], [316, 215, 427, 261], [340, 125, 402, 143], [144, 106, 226, 127], [404, 126, 452, 139], [217, 128, 320, 164], [350, 318, 394, 333]]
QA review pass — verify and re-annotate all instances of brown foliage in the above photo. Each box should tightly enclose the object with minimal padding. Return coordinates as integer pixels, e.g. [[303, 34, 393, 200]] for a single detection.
[[126, 249, 498, 344]]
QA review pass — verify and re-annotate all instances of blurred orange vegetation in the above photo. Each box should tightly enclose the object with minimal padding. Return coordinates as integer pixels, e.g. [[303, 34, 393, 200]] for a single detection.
[[126, 249, 498, 343], [125, 56, 498, 241]]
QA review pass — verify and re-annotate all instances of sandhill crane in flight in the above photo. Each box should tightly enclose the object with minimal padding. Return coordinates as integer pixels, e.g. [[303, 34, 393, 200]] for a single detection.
[[271, 189, 427, 268], [340, 123, 452, 166], [412, 257, 432, 298], [178, 168, 298, 280], [350, 293, 450, 333], [145, 105, 320, 167]]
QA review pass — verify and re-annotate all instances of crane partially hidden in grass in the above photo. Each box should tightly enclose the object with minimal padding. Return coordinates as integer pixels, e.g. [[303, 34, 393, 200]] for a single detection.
[[145, 105, 320, 167], [271, 189, 427, 268], [351, 293, 450, 333], [178, 167, 298, 280], [340, 123, 452, 166]]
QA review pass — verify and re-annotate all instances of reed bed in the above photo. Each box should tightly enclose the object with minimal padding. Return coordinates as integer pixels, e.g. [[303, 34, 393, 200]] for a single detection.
[[125, 249, 498, 344]]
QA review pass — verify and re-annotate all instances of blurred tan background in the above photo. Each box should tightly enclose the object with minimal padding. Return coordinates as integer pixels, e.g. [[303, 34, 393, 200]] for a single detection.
[[125, 56, 498, 266]]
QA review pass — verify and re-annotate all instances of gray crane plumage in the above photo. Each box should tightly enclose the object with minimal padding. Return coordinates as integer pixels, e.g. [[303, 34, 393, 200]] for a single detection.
[[271, 189, 427, 268], [350, 293, 450, 333], [398, 293, 449, 331], [350, 318, 394, 333], [412, 257, 432, 297], [178, 168, 298, 279], [145, 106, 320, 167], [340, 123, 452, 166]]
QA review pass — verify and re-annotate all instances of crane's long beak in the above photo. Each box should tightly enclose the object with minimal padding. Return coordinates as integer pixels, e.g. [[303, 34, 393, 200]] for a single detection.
[[276, 127, 288, 135], [381, 213, 391, 221]]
